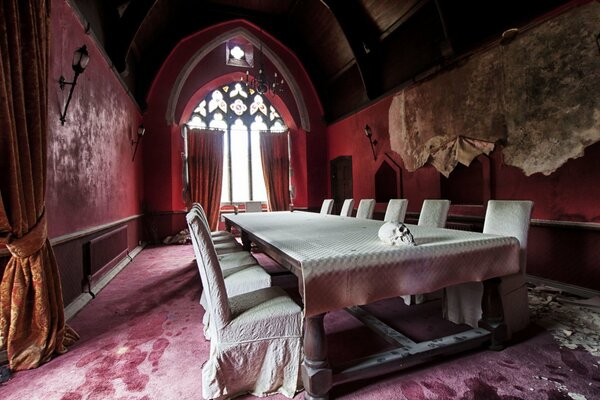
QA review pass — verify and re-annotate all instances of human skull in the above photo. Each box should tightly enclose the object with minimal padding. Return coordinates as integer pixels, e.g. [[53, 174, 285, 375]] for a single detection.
[[378, 222, 416, 246]]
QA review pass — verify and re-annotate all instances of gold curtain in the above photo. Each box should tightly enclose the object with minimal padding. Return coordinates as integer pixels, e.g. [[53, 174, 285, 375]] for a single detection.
[[187, 129, 224, 230], [0, 0, 78, 370], [259, 131, 290, 211]]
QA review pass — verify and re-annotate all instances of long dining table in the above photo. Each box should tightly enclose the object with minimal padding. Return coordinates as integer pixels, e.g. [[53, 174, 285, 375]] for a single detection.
[[223, 211, 521, 399]]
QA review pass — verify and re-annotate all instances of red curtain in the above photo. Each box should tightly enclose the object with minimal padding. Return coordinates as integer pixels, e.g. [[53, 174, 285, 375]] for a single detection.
[[259, 131, 290, 211], [187, 129, 224, 230], [0, 0, 79, 370]]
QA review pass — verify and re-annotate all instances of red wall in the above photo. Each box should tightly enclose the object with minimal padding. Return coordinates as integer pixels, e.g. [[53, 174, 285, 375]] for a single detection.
[[327, 98, 442, 216], [327, 94, 600, 224], [143, 20, 327, 239], [47, 0, 144, 237], [326, 85, 600, 291], [0, 0, 147, 304]]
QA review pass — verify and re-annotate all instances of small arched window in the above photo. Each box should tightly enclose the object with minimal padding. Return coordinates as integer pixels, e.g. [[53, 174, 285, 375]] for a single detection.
[[187, 82, 287, 204]]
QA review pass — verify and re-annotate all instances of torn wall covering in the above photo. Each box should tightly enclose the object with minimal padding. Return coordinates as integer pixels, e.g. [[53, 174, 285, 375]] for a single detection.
[[389, 2, 600, 177]]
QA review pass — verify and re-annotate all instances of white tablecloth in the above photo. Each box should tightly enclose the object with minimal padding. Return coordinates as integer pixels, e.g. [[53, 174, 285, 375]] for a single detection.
[[226, 211, 520, 318]]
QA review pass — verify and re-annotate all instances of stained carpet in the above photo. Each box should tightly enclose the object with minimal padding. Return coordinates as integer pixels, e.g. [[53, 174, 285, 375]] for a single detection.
[[0, 244, 599, 400]]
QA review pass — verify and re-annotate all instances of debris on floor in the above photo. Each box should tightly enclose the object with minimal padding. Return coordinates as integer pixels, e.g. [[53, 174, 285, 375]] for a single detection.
[[529, 284, 600, 357]]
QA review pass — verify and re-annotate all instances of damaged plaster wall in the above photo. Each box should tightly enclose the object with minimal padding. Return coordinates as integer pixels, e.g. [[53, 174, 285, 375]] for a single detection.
[[389, 2, 600, 176]]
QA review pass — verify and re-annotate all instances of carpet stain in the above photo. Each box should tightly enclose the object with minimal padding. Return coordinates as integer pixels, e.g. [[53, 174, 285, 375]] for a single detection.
[[498, 358, 520, 370], [560, 349, 588, 376], [421, 379, 457, 398], [400, 380, 426, 399], [149, 338, 170, 369], [60, 392, 83, 400], [119, 347, 149, 392], [127, 312, 168, 344], [461, 377, 501, 400]]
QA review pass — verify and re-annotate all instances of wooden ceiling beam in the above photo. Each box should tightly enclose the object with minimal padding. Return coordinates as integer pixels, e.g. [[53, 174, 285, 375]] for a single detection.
[[321, 0, 383, 100], [108, 0, 157, 72]]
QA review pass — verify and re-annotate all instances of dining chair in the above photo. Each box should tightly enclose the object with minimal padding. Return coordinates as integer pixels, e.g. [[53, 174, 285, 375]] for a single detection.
[[194, 204, 242, 254], [188, 210, 303, 399], [402, 199, 451, 305], [320, 199, 335, 214], [356, 199, 376, 219], [417, 199, 451, 228], [245, 201, 263, 213], [384, 199, 408, 223], [340, 198, 355, 217], [192, 203, 234, 241], [187, 211, 271, 339], [190, 205, 255, 272], [443, 200, 533, 338]]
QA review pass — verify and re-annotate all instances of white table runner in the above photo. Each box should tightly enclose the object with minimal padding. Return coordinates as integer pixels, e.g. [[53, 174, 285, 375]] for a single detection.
[[226, 211, 520, 317]]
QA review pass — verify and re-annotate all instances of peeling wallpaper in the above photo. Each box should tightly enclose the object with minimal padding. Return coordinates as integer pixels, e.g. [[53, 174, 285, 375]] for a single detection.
[[501, 2, 600, 176], [390, 2, 600, 177]]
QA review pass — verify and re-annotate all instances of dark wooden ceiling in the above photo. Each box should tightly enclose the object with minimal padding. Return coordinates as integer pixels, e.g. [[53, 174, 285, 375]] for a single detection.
[[71, 0, 573, 122]]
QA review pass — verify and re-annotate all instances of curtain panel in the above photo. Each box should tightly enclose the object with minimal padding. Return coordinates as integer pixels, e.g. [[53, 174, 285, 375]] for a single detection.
[[187, 129, 224, 231], [0, 0, 78, 371], [259, 131, 290, 212]]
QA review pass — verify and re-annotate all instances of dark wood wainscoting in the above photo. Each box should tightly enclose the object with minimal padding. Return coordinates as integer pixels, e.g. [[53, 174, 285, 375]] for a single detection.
[[0, 215, 145, 307]]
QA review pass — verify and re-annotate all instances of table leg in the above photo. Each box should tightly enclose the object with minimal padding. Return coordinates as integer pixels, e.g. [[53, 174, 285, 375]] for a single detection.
[[240, 230, 251, 251], [302, 314, 332, 400], [479, 277, 508, 350]]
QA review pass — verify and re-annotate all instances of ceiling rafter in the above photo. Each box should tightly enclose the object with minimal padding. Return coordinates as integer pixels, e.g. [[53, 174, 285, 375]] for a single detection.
[[108, 0, 157, 72], [321, 0, 383, 100]]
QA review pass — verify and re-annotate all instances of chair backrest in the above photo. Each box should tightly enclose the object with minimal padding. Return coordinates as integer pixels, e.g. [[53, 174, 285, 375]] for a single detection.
[[418, 199, 451, 227], [340, 199, 355, 217], [483, 200, 533, 273], [191, 203, 212, 232], [245, 201, 262, 213], [186, 211, 231, 331], [355, 199, 376, 219], [320, 199, 334, 214], [384, 199, 408, 223]]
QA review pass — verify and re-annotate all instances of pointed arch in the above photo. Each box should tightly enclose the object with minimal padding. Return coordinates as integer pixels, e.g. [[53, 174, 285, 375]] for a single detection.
[[166, 26, 311, 131]]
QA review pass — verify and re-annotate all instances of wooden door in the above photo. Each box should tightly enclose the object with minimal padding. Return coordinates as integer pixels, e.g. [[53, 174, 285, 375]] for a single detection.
[[330, 156, 353, 215]]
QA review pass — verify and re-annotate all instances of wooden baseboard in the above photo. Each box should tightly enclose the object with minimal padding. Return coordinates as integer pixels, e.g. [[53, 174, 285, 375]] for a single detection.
[[527, 275, 600, 298], [65, 243, 145, 321]]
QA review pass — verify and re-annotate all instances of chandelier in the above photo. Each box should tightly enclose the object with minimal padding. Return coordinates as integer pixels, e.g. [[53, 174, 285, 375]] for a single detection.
[[242, 41, 285, 95]]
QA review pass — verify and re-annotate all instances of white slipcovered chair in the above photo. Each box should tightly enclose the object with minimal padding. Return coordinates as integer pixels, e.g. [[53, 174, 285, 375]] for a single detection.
[[245, 201, 263, 213], [356, 199, 376, 219], [443, 200, 533, 339], [320, 199, 334, 214], [384, 199, 408, 223], [192, 203, 232, 241], [193, 204, 242, 254], [340, 198, 355, 217], [187, 211, 271, 339], [188, 210, 303, 399], [417, 199, 451, 228], [401, 199, 451, 305]]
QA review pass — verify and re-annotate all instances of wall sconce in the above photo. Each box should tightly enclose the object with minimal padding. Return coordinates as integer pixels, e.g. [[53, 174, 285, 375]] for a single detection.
[[131, 124, 145, 161], [364, 124, 378, 161], [59, 45, 90, 125]]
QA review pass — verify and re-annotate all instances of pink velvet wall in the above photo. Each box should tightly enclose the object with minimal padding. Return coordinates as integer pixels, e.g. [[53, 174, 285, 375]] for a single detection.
[[143, 19, 327, 239], [47, 0, 144, 238]]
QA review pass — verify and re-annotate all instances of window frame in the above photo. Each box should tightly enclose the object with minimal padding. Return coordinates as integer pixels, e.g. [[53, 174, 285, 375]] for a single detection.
[[184, 82, 287, 206]]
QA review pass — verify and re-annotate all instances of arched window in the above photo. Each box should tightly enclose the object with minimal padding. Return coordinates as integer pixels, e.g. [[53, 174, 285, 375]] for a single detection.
[[186, 82, 287, 204]]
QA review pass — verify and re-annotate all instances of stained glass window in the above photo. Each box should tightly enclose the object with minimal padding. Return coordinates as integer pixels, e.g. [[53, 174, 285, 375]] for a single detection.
[[186, 82, 288, 204]]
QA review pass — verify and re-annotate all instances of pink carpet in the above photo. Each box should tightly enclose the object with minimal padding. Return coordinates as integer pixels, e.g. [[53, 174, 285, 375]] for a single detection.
[[0, 244, 598, 400]]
